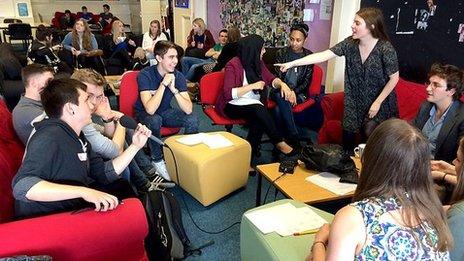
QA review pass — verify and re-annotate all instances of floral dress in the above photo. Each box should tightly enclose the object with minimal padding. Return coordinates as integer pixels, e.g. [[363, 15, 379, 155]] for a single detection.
[[330, 37, 399, 132], [351, 196, 449, 260]]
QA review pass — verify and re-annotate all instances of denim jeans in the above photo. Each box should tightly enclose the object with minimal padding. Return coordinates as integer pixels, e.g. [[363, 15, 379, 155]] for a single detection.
[[136, 108, 199, 162], [181, 56, 212, 81], [271, 90, 299, 139]]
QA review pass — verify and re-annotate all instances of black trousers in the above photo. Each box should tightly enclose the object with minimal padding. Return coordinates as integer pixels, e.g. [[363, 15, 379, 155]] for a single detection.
[[224, 103, 283, 154]]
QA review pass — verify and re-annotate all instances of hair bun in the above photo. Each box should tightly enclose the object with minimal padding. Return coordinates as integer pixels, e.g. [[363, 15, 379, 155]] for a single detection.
[[291, 23, 309, 37]]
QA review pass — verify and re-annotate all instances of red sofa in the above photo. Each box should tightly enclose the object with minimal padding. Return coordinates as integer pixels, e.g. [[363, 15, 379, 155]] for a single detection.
[[318, 78, 427, 144], [0, 99, 148, 260]]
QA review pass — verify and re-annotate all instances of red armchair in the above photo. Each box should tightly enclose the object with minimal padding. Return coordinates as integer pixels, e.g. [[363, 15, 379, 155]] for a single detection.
[[317, 78, 427, 144], [0, 99, 148, 260], [199, 71, 246, 132], [119, 70, 181, 136]]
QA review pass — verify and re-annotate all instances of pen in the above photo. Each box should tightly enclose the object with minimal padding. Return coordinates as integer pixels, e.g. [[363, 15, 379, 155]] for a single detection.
[[293, 228, 319, 236]]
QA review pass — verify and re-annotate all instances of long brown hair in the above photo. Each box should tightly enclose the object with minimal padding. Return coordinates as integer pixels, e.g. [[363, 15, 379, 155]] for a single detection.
[[354, 118, 452, 251], [451, 138, 464, 203], [72, 19, 93, 51], [356, 7, 390, 42], [227, 26, 241, 43], [149, 19, 161, 38]]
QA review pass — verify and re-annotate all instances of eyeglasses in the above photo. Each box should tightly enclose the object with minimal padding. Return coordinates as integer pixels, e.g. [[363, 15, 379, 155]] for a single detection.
[[425, 81, 446, 90]]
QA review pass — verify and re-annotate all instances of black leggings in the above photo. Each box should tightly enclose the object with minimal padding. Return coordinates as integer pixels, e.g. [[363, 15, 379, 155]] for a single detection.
[[224, 103, 283, 153]]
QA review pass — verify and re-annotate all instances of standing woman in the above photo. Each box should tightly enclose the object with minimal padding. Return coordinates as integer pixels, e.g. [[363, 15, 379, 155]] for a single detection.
[[142, 19, 167, 62], [276, 7, 399, 150], [61, 19, 104, 74], [215, 34, 296, 158], [308, 119, 451, 260]]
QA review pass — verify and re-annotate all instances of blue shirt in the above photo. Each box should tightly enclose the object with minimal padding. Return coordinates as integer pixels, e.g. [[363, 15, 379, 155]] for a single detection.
[[134, 65, 187, 114], [422, 104, 452, 158]]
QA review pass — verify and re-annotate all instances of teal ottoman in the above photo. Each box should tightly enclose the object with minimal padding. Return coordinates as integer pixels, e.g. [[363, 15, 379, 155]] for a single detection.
[[240, 199, 334, 261]]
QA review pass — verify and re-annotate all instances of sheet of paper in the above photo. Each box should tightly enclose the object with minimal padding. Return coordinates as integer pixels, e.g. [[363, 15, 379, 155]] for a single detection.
[[245, 203, 296, 234], [306, 172, 357, 195], [309, 0, 320, 3], [319, 0, 333, 20], [303, 9, 314, 22], [245, 203, 328, 236], [176, 133, 208, 146], [202, 134, 234, 149]]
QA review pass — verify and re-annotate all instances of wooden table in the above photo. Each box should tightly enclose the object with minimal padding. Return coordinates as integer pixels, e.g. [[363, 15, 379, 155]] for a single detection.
[[104, 75, 122, 96], [255, 158, 361, 206]]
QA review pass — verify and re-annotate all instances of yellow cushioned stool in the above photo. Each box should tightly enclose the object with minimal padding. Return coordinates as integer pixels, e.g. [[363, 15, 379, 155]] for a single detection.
[[163, 131, 251, 206]]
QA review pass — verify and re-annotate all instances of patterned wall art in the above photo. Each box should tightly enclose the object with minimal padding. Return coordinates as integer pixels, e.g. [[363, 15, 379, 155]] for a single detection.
[[219, 0, 304, 47]]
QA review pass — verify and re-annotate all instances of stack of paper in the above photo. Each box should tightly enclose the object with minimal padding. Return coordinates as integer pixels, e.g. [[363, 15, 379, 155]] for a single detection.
[[306, 172, 357, 195], [244, 203, 327, 237], [176, 133, 234, 149]]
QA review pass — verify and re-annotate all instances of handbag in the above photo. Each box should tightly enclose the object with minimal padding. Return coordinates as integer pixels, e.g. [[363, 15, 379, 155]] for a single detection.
[[300, 143, 358, 184]]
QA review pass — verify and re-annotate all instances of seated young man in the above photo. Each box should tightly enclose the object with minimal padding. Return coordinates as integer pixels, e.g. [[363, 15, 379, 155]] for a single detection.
[[181, 29, 228, 82], [134, 41, 199, 180], [413, 63, 464, 162], [272, 24, 314, 146], [80, 6, 94, 24], [12, 64, 54, 145], [71, 69, 171, 193], [12, 78, 151, 219]]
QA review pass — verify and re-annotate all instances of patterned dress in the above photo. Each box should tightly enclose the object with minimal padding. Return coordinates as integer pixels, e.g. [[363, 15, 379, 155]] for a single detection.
[[351, 196, 449, 260], [330, 37, 399, 132]]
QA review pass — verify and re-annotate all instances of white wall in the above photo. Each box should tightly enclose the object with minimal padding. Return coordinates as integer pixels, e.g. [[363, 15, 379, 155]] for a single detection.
[[28, 0, 141, 33], [325, 0, 361, 92]]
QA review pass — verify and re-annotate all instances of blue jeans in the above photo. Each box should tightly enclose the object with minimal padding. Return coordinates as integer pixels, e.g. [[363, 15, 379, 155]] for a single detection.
[[136, 108, 199, 162], [271, 90, 300, 139], [181, 56, 212, 81]]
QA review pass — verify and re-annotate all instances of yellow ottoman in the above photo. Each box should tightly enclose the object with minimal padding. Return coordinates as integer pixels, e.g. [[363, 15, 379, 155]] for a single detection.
[[163, 131, 251, 206]]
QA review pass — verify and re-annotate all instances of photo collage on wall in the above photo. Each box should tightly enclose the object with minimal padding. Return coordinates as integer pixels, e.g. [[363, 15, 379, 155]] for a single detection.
[[219, 0, 304, 47]]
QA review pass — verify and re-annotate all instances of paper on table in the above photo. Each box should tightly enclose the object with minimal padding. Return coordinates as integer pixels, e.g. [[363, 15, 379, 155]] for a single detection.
[[176, 133, 209, 146], [203, 134, 234, 149], [245, 203, 295, 234], [306, 172, 357, 195], [245, 203, 327, 237]]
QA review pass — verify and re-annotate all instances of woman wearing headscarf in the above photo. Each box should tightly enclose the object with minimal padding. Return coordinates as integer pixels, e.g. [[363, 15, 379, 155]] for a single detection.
[[215, 34, 297, 158]]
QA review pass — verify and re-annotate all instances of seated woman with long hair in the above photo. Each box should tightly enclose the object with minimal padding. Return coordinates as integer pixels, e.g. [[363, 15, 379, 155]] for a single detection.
[[215, 34, 296, 158], [61, 19, 104, 74], [142, 19, 167, 63], [103, 20, 139, 71], [308, 119, 451, 260]]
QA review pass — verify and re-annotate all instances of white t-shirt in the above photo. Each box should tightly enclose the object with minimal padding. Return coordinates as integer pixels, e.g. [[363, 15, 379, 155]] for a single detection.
[[142, 32, 168, 52]]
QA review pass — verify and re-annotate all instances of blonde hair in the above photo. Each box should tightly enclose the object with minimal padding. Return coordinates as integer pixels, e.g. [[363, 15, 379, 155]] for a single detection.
[[71, 68, 107, 87], [112, 20, 125, 44], [192, 18, 206, 33]]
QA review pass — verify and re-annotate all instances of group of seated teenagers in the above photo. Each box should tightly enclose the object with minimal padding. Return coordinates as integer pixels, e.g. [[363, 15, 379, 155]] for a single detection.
[[58, 4, 114, 30], [30, 15, 172, 76], [7, 6, 464, 260]]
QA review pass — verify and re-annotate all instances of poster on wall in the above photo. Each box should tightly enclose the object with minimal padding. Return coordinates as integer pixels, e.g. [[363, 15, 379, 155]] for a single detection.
[[319, 0, 332, 20], [219, 0, 304, 47], [17, 3, 28, 17], [175, 0, 189, 9]]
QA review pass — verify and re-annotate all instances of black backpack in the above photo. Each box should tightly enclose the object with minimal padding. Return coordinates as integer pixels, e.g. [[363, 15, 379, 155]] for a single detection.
[[143, 189, 190, 260]]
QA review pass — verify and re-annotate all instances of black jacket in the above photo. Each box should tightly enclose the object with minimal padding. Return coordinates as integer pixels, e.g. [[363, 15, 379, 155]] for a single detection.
[[275, 46, 314, 96], [413, 100, 464, 162], [12, 118, 118, 218]]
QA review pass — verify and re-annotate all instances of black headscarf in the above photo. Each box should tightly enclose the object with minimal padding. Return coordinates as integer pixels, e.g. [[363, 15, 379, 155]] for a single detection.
[[238, 34, 264, 84]]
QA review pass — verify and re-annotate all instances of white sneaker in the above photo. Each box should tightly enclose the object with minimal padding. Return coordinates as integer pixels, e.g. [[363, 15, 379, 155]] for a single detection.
[[152, 160, 171, 181]]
